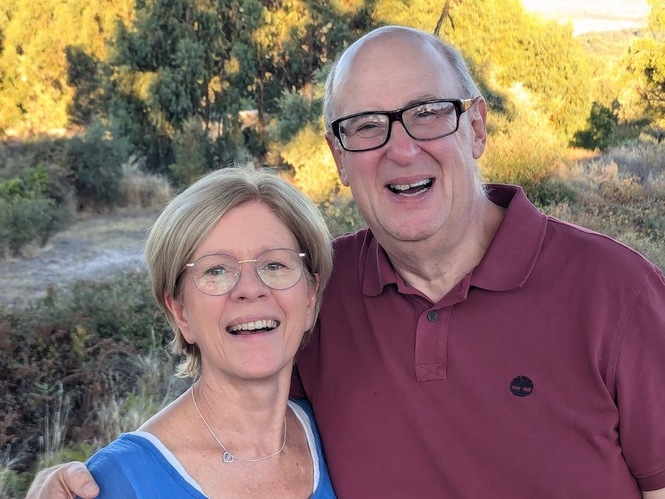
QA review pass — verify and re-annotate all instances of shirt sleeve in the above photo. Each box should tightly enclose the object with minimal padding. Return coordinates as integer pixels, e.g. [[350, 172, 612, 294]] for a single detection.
[[86, 444, 140, 499], [614, 267, 665, 490]]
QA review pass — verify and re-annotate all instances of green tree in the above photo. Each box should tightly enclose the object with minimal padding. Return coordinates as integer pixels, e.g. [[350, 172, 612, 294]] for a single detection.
[[103, 0, 266, 173], [246, 0, 370, 164], [65, 119, 131, 210], [571, 101, 619, 151], [66, 47, 107, 127], [624, 0, 665, 119], [265, 1, 373, 190], [348, 0, 592, 139]]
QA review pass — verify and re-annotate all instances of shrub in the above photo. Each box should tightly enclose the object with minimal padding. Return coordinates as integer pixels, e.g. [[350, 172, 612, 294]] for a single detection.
[[1, 139, 69, 178], [319, 194, 366, 237], [280, 124, 342, 203], [545, 140, 665, 271], [0, 271, 174, 483], [0, 165, 71, 258], [0, 197, 63, 257], [0, 144, 7, 171], [481, 112, 565, 187], [571, 101, 618, 151], [169, 118, 209, 187], [119, 159, 173, 211], [66, 121, 131, 211], [526, 176, 578, 208]]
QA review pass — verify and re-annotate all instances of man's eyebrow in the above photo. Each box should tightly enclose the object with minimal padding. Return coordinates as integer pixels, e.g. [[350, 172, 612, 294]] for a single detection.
[[342, 95, 444, 117], [404, 95, 443, 107]]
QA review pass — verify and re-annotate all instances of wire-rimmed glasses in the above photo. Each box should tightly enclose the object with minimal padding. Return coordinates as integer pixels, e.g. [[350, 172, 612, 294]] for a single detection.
[[185, 248, 306, 296], [330, 98, 474, 152]]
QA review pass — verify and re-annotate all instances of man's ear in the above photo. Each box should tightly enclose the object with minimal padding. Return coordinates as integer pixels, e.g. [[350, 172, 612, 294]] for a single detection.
[[165, 292, 195, 344], [326, 132, 350, 186], [469, 97, 487, 160]]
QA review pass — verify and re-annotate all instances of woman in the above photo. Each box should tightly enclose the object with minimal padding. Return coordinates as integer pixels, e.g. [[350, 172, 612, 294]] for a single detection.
[[84, 166, 335, 498]]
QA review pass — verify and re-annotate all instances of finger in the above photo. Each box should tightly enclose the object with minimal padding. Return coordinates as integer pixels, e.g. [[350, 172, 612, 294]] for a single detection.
[[26, 462, 100, 499], [60, 462, 100, 498]]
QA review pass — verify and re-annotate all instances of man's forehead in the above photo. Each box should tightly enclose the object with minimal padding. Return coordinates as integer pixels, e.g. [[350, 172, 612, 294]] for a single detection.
[[333, 37, 457, 115]]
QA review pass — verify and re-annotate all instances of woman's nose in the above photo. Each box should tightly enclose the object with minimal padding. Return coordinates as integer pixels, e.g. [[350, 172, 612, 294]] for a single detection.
[[230, 263, 268, 299]]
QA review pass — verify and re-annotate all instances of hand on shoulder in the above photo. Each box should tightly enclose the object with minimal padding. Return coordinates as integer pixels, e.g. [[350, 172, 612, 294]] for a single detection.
[[26, 462, 100, 499]]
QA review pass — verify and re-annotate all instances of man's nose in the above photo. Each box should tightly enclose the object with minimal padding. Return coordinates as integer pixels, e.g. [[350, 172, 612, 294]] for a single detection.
[[384, 120, 421, 162]]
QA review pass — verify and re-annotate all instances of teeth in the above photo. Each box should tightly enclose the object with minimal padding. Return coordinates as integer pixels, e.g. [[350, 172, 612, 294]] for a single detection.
[[228, 320, 278, 333], [389, 179, 431, 191]]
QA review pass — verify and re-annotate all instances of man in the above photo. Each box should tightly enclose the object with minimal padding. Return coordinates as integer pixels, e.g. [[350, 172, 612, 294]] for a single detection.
[[28, 26, 665, 498]]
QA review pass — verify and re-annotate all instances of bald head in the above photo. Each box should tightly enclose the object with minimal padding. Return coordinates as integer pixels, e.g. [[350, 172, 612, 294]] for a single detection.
[[323, 26, 480, 131]]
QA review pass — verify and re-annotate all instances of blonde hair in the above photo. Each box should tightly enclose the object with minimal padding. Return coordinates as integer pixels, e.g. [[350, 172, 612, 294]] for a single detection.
[[145, 166, 333, 379]]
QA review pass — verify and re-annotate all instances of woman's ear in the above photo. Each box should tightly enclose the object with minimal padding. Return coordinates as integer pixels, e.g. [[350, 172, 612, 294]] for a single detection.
[[304, 273, 320, 331], [165, 292, 195, 344]]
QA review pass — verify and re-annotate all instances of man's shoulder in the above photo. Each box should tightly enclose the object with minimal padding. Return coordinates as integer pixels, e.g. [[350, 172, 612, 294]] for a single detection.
[[488, 182, 661, 278], [332, 228, 372, 258], [544, 215, 662, 278]]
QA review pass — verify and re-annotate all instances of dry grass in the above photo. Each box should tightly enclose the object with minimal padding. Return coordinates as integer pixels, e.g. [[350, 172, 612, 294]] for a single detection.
[[119, 158, 173, 211], [546, 140, 665, 270]]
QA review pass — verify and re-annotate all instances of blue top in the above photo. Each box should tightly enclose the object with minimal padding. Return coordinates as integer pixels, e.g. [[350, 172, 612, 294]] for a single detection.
[[85, 398, 336, 498]]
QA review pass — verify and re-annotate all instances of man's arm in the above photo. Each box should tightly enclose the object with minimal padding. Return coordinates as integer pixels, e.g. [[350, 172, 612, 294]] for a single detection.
[[26, 462, 100, 499], [644, 488, 665, 499]]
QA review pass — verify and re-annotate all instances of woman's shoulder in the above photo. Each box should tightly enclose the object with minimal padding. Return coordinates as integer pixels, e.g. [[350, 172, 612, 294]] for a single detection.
[[86, 433, 207, 498], [87, 433, 149, 467]]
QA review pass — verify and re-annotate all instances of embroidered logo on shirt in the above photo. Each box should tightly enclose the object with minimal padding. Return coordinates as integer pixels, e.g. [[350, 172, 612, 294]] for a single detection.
[[510, 375, 534, 397]]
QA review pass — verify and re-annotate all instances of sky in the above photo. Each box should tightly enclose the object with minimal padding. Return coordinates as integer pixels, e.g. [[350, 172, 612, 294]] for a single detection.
[[521, 0, 651, 35]]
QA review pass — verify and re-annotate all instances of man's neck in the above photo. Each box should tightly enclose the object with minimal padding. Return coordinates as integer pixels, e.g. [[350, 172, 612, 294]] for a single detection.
[[382, 199, 505, 303]]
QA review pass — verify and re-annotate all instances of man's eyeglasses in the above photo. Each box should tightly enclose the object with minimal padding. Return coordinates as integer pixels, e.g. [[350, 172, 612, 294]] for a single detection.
[[185, 248, 306, 296], [331, 98, 474, 152]]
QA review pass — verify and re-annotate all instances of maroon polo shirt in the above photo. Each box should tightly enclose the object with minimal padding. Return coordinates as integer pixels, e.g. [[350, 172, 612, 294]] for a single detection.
[[294, 184, 665, 498]]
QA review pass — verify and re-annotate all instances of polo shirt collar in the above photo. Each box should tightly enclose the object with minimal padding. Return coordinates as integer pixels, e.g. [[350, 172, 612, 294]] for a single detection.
[[362, 184, 547, 296], [472, 184, 547, 291]]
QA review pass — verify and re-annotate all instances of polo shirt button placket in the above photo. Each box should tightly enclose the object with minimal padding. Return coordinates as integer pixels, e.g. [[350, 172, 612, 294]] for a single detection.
[[427, 310, 439, 322]]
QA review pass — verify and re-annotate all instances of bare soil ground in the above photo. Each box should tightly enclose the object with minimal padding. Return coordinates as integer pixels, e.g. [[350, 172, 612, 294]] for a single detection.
[[0, 212, 157, 307]]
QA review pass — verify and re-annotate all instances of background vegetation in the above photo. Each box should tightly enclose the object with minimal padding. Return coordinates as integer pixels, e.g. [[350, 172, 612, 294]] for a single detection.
[[1, 0, 664, 496]]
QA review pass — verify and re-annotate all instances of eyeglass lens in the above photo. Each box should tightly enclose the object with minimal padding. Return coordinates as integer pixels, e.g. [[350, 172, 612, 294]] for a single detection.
[[188, 248, 305, 296], [338, 100, 460, 151]]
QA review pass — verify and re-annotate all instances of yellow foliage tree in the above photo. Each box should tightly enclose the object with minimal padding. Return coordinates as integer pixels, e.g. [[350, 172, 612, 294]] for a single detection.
[[0, 0, 134, 135], [623, 0, 665, 122], [280, 123, 343, 203]]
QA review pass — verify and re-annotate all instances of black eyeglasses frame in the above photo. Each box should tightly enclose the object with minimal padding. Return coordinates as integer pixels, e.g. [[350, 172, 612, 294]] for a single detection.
[[330, 98, 475, 152]]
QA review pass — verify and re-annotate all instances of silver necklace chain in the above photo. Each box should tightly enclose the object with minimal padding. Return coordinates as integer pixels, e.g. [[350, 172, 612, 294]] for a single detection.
[[191, 387, 287, 463]]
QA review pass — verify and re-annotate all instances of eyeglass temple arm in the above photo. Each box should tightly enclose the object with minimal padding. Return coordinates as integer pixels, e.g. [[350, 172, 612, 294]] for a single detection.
[[460, 98, 474, 113]]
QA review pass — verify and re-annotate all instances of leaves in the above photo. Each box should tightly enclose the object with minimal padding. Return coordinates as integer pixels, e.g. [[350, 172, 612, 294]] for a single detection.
[[623, 0, 665, 119]]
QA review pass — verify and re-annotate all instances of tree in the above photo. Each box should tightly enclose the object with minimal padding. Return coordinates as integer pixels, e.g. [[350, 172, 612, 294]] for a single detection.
[[440, 0, 593, 138], [102, 0, 265, 173], [571, 101, 619, 151], [247, 0, 369, 165], [624, 0, 665, 120], [66, 47, 107, 127], [0, 0, 133, 134]]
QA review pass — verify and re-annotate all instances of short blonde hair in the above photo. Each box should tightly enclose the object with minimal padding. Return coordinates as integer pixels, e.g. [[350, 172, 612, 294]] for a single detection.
[[145, 166, 333, 379]]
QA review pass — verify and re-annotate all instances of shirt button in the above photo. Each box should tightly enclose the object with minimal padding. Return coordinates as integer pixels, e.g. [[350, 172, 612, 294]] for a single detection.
[[427, 311, 439, 322]]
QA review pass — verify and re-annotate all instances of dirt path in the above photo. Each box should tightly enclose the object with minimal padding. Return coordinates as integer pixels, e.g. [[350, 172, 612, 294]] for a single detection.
[[0, 212, 158, 307]]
